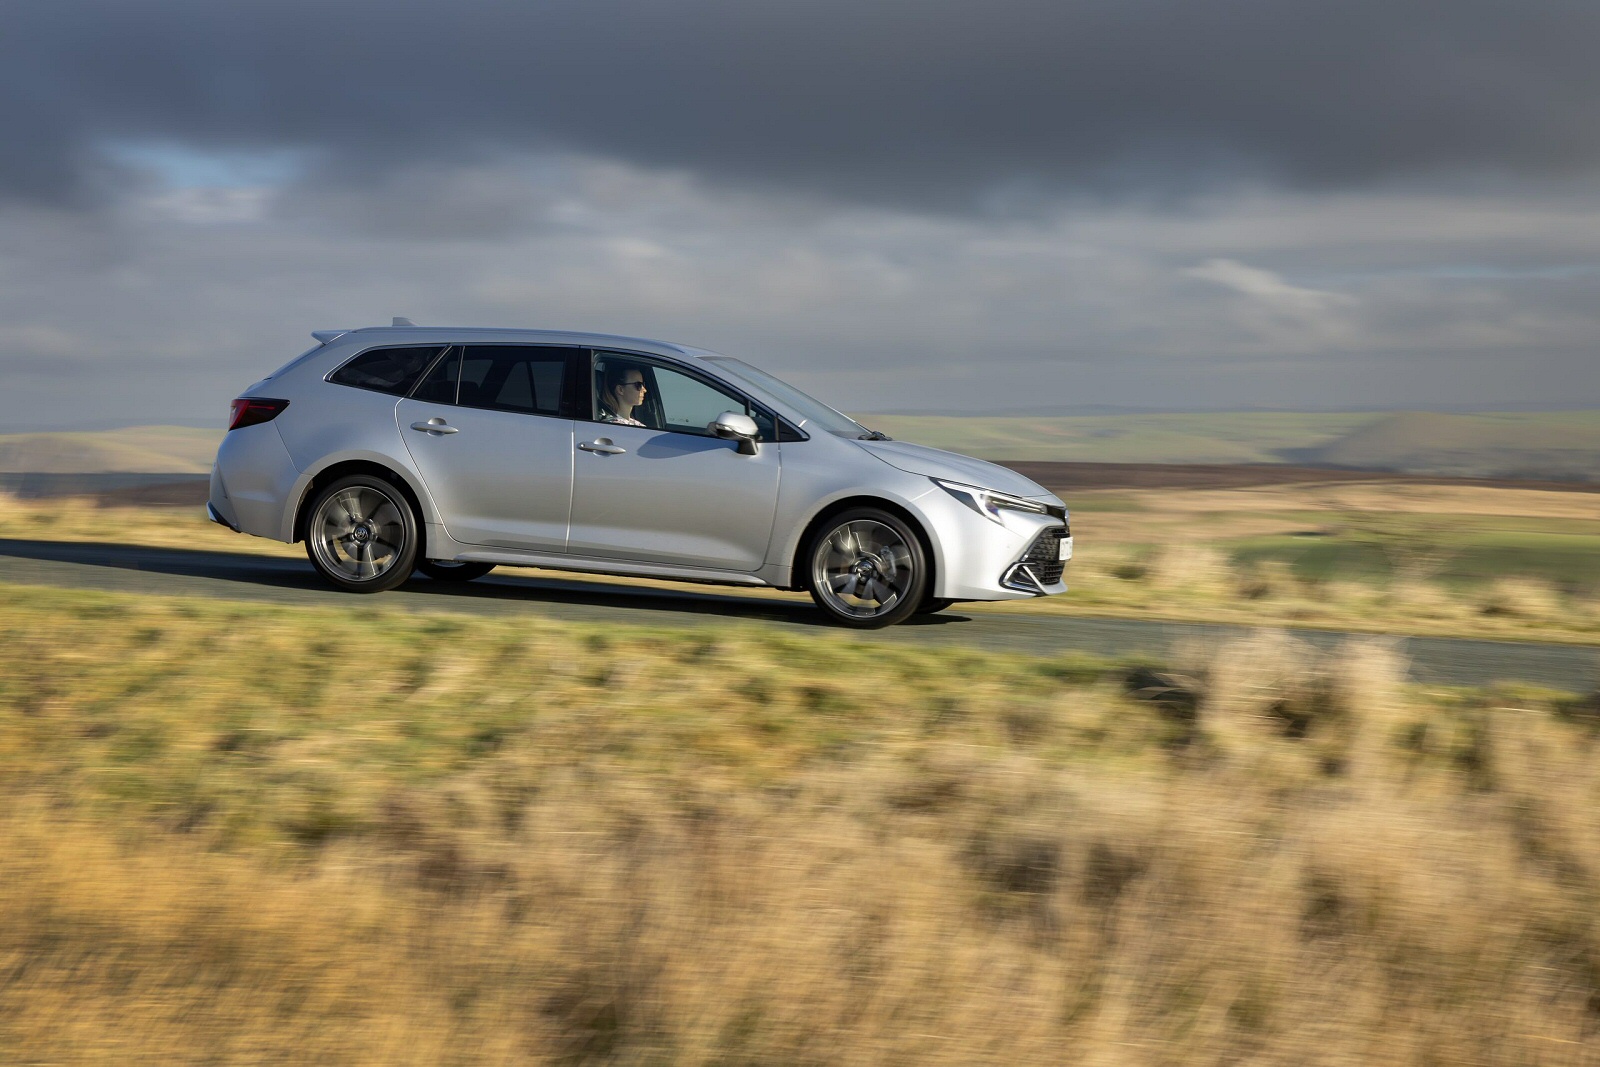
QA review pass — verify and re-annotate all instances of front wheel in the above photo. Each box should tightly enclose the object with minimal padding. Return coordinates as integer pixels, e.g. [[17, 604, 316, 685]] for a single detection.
[[416, 560, 496, 582], [303, 475, 419, 593], [807, 508, 929, 628]]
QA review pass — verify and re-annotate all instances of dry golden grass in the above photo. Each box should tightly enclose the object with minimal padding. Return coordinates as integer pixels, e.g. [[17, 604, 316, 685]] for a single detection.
[[1064, 545, 1600, 645], [0, 491, 300, 558], [5, 583, 1600, 1063], [1478, 577, 1568, 620], [1049, 482, 1600, 642]]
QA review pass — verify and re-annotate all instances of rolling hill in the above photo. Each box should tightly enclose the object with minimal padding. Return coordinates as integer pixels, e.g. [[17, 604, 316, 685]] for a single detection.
[[1299, 411, 1600, 480], [3, 410, 1596, 483], [860, 411, 1379, 464], [0, 426, 222, 474]]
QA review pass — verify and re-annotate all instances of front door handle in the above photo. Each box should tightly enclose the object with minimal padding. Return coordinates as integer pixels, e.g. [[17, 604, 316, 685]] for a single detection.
[[410, 418, 459, 435], [578, 439, 627, 455]]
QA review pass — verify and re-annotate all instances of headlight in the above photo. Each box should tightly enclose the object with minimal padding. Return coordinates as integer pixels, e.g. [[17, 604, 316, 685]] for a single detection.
[[933, 478, 1048, 524]]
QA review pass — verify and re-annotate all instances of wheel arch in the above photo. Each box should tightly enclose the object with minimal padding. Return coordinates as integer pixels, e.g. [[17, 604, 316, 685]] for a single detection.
[[789, 495, 938, 596], [292, 459, 431, 554]]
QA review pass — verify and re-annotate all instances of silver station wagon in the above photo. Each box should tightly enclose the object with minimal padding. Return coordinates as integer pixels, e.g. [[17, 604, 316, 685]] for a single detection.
[[208, 324, 1072, 627]]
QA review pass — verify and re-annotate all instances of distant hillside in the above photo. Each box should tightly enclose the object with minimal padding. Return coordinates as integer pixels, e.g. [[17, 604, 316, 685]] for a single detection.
[[4, 412, 1596, 483], [1300, 411, 1600, 481], [863, 410, 1600, 481], [0, 426, 222, 474], [860, 412, 1382, 464]]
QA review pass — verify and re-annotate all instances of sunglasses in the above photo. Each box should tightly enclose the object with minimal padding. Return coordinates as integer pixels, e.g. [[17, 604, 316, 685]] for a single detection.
[[616, 380, 647, 391]]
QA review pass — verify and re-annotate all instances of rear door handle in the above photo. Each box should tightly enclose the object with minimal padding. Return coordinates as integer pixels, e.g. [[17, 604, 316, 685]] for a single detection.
[[578, 440, 627, 455], [410, 419, 459, 435]]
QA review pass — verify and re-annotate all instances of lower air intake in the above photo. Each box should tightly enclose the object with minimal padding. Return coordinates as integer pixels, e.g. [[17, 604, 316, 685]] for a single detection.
[[1001, 526, 1069, 592]]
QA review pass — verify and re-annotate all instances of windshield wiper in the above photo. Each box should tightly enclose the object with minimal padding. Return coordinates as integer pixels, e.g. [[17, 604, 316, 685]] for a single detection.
[[857, 429, 892, 441]]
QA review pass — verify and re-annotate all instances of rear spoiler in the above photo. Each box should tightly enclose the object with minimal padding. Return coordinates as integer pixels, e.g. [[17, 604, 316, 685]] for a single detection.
[[311, 318, 414, 345]]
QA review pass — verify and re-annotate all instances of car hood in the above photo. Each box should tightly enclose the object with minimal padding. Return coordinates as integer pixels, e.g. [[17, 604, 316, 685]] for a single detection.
[[856, 440, 1053, 499]]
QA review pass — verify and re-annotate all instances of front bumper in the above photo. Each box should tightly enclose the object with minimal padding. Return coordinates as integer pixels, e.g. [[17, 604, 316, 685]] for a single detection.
[[1001, 525, 1072, 593], [920, 489, 1071, 602]]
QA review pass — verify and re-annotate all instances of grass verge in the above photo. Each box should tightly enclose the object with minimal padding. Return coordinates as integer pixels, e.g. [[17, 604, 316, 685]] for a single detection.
[[4, 583, 1600, 1063]]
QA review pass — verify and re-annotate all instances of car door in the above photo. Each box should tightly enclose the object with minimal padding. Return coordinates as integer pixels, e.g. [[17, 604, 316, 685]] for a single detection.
[[567, 352, 781, 570], [396, 345, 580, 552]]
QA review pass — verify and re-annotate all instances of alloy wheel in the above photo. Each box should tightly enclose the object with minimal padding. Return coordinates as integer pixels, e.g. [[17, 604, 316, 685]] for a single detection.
[[308, 483, 410, 586], [810, 516, 921, 624]]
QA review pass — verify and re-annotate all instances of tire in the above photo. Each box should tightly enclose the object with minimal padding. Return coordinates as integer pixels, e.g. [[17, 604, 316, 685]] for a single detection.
[[416, 560, 496, 582], [303, 474, 419, 593], [916, 596, 955, 615], [807, 507, 930, 628]]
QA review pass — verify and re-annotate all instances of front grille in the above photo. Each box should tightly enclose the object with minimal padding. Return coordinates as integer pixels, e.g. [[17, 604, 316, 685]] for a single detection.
[[1009, 525, 1069, 587]]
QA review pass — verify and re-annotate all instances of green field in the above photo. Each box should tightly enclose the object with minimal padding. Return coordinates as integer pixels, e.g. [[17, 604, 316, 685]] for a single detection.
[[1232, 528, 1600, 590]]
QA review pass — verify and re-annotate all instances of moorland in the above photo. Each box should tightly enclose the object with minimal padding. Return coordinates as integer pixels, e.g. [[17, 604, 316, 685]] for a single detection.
[[4, 582, 1600, 1064], [3, 414, 1598, 1064]]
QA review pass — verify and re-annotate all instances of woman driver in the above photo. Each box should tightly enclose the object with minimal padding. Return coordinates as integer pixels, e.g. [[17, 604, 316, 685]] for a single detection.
[[598, 365, 648, 427]]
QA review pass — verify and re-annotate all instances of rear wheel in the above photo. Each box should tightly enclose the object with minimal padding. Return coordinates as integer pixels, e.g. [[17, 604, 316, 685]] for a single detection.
[[807, 508, 929, 628], [303, 475, 418, 593], [417, 560, 496, 582]]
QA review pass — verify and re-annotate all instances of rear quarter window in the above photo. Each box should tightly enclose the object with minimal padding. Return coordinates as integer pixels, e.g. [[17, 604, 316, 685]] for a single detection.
[[328, 346, 447, 396]]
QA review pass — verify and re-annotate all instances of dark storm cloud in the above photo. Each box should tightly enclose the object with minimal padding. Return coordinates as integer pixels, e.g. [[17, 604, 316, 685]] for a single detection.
[[3, 0, 1598, 210]]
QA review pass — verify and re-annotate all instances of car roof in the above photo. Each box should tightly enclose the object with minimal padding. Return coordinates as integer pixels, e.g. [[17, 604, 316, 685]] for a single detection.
[[316, 326, 721, 361]]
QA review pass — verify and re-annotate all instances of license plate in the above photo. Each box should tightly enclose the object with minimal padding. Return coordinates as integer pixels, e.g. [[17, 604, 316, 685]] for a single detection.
[[1059, 536, 1073, 561]]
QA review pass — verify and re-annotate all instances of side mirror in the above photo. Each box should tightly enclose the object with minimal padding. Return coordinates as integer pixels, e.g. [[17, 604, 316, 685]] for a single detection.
[[710, 411, 760, 456]]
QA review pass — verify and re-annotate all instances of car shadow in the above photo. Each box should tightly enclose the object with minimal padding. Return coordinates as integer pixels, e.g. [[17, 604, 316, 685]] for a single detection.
[[0, 537, 974, 628]]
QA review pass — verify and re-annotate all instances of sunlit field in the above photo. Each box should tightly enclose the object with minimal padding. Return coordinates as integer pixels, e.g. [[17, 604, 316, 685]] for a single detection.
[[3, 582, 1600, 1064], [1058, 482, 1600, 644], [4, 478, 1600, 1060], [5, 479, 1600, 643]]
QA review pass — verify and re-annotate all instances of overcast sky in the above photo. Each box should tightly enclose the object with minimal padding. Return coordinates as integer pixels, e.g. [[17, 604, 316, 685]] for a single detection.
[[3, 0, 1598, 428]]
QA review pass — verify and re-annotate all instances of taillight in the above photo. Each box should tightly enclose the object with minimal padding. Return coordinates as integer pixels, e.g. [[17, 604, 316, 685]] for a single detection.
[[228, 397, 289, 431]]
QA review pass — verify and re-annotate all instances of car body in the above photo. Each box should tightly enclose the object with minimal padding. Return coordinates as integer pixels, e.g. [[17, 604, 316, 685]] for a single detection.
[[208, 325, 1071, 626]]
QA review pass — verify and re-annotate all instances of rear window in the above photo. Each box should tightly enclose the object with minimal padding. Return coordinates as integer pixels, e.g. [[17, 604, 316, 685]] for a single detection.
[[459, 346, 573, 416], [328, 345, 447, 396]]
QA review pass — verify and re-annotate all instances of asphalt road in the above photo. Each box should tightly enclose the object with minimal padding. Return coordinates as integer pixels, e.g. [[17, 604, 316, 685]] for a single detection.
[[2, 537, 1596, 691]]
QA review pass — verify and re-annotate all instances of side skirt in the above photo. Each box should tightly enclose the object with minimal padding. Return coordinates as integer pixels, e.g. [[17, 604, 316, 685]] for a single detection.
[[440, 547, 772, 588]]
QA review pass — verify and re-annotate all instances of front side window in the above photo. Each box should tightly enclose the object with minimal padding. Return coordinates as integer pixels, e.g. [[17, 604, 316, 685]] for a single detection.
[[702, 356, 862, 438], [329, 345, 448, 396], [590, 353, 775, 439]]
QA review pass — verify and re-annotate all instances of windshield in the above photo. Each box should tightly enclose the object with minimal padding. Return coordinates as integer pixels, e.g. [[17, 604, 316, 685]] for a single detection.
[[702, 357, 871, 438]]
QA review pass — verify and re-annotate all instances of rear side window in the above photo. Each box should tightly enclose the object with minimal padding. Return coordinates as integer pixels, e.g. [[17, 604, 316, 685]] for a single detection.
[[411, 347, 460, 403], [328, 345, 447, 396], [460, 346, 574, 416]]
